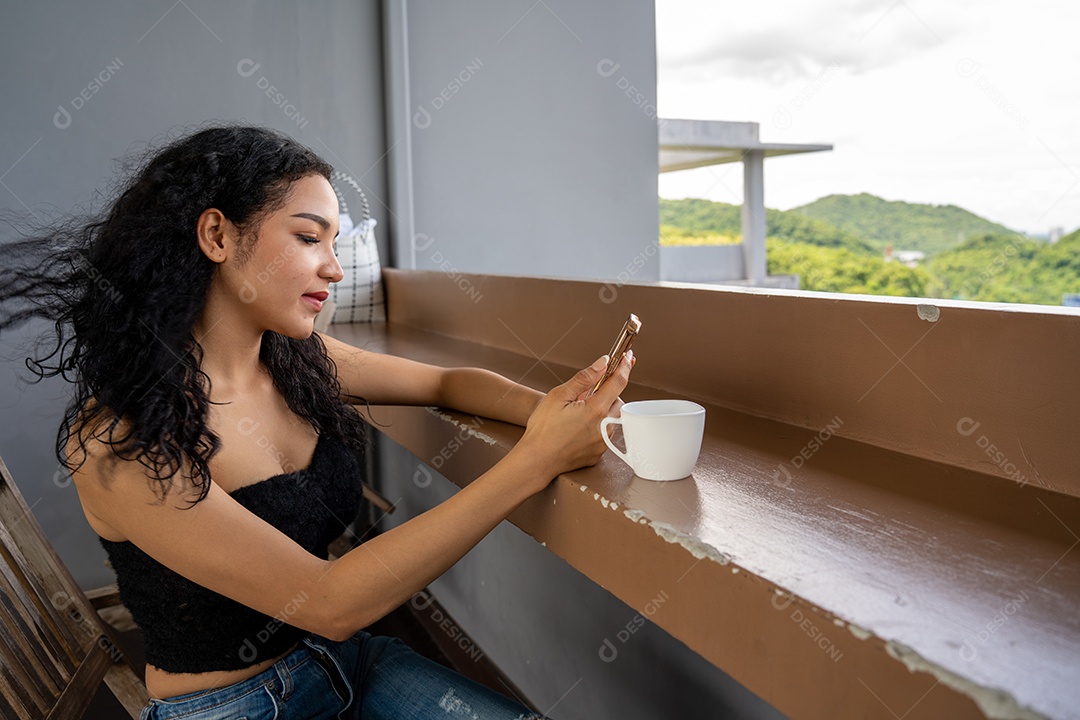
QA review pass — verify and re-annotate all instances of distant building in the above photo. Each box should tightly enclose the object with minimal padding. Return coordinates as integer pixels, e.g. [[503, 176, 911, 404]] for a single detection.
[[658, 119, 831, 289], [884, 245, 925, 268], [896, 250, 926, 267], [1049, 227, 1065, 243]]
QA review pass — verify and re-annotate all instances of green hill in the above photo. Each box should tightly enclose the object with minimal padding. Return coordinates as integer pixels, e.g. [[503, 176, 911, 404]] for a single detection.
[[767, 239, 934, 297], [659, 198, 877, 254], [792, 193, 1014, 256], [660, 195, 1080, 306], [929, 231, 1080, 305], [1060, 227, 1080, 245]]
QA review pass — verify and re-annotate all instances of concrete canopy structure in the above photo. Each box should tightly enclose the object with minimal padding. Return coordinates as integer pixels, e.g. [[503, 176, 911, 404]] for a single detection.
[[659, 119, 831, 286]]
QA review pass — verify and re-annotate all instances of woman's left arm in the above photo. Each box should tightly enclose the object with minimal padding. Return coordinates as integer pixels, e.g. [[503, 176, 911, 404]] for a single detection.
[[318, 332, 544, 426]]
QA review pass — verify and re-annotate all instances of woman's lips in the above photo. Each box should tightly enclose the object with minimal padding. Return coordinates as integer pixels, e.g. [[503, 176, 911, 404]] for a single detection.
[[303, 291, 329, 311]]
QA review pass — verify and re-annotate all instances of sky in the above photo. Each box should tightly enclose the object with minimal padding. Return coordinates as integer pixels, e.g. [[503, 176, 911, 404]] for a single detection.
[[655, 0, 1080, 237]]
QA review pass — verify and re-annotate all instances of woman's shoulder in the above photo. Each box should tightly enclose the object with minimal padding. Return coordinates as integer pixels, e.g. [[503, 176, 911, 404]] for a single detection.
[[68, 444, 130, 542], [66, 398, 183, 543], [66, 397, 128, 475]]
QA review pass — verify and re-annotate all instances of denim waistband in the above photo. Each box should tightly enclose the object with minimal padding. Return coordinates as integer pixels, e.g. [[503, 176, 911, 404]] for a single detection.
[[145, 638, 311, 708]]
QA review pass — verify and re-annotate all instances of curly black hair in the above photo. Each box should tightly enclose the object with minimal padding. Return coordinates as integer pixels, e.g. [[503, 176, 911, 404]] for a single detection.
[[0, 124, 368, 506]]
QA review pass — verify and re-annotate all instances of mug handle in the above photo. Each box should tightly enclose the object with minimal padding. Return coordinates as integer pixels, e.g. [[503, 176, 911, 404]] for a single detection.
[[600, 417, 631, 466]]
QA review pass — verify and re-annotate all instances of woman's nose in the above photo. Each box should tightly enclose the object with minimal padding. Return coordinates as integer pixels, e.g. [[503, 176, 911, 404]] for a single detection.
[[323, 249, 344, 284]]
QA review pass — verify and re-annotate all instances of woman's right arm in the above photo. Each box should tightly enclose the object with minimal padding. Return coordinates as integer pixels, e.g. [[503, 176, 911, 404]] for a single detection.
[[74, 352, 632, 642]]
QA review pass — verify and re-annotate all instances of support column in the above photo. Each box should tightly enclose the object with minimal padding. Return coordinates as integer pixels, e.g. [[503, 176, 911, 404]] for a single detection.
[[382, 0, 417, 269], [741, 150, 766, 285]]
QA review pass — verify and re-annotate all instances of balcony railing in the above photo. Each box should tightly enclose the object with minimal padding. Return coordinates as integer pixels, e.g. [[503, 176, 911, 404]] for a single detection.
[[328, 268, 1080, 720]]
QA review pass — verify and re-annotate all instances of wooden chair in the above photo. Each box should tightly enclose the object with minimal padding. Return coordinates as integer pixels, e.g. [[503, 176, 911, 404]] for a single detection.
[[0, 455, 146, 719]]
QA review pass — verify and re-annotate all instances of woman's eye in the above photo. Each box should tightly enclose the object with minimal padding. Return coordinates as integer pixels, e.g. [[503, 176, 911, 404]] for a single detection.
[[297, 235, 319, 245]]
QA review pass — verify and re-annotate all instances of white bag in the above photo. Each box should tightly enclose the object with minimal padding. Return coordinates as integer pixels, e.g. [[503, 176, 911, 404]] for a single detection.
[[326, 171, 386, 324]]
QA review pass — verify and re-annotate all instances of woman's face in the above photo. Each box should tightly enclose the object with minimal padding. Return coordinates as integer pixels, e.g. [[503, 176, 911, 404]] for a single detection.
[[215, 174, 343, 339]]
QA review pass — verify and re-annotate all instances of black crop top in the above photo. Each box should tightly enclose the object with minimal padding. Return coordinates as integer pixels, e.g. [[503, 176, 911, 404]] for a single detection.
[[99, 432, 364, 673]]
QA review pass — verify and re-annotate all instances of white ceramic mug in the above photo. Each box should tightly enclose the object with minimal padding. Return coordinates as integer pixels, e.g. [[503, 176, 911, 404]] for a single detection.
[[600, 400, 706, 481]]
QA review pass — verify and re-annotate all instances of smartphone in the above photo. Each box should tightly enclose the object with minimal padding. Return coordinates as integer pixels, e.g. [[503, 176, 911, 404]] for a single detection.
[[590, 313, 641, 396]]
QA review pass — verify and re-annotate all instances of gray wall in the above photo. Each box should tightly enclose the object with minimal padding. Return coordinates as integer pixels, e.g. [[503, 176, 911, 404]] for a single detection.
[[383, 0, 661, 281], [0, 0, 387, 588]]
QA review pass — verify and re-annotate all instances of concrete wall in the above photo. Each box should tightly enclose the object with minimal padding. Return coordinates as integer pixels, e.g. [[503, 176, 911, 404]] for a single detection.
[[661, 244, 747, 282], [383, 0, 660, 282], [660, 245, 801, 288], [0, 0, 387, 588]]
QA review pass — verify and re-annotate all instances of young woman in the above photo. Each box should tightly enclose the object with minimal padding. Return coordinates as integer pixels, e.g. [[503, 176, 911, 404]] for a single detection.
[[0, 125, 633, 719]]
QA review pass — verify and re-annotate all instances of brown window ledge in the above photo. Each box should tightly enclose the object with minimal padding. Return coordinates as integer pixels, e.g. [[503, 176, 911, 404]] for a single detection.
[[328, 269, 1080, 720]]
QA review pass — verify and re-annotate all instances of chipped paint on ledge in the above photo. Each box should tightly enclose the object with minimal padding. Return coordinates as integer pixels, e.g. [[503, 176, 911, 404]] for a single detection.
[[648, 520, 732, 565], [586, 490, 619, 512], [917, 304, 940, 322], [619, 507, 734, 565], [424, 407, 498, 445], [846, 623, 872, 641], [885, 641, 1048, 720]]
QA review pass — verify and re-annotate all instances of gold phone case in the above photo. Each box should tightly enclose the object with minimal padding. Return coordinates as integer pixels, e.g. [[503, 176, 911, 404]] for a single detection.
[[591, 313, 641, 395]]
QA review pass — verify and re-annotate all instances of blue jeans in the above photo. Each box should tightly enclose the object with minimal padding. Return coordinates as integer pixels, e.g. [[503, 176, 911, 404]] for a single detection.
[[139, 632, 548, 719]]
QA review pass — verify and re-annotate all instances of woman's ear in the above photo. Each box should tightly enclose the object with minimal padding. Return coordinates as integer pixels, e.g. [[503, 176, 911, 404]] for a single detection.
[[195, 208, 237, 263]]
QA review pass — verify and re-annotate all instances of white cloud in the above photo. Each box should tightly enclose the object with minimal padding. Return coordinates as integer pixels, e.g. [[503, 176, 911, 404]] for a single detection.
[[658, 0, 972, 83], [656, 0, 1080, 234]]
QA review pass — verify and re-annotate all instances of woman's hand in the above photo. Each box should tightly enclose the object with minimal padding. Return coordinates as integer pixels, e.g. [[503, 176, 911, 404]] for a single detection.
[[513, 350, 635, 492]]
